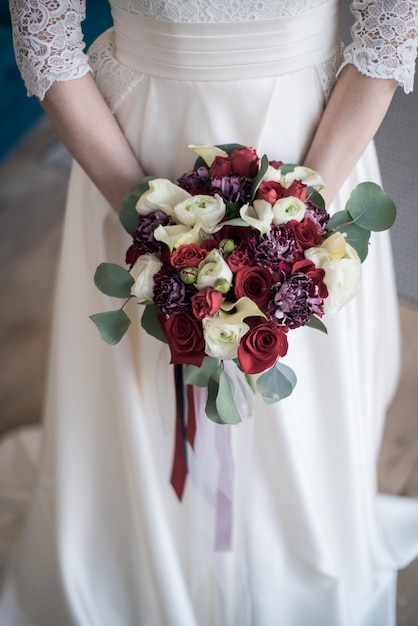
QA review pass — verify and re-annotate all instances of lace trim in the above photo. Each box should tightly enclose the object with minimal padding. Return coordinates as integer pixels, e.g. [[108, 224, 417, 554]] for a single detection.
[[111, 0, 324, 21], [341, 0, 418, 94], [9, 0, 91, 100], [88, 29, 144, 114]]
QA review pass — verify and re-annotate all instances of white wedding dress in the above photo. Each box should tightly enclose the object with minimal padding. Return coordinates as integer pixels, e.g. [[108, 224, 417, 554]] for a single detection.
[[2, 1, 418, 625]]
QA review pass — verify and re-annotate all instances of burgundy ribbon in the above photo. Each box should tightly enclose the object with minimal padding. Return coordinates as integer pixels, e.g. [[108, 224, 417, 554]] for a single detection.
[[170, 365, 197, 500]]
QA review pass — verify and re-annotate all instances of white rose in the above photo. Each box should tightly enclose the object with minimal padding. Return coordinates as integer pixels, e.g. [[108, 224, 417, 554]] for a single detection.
[[174, 194, 226, 233], [305, 232, 362, 314], [272, 196, 306, 224], [203, 314, 250, 360], [240, 199, 274, 234], [130, 253, 162, 302], [136, 179, 191, 218], [196, 249, 233, 290]]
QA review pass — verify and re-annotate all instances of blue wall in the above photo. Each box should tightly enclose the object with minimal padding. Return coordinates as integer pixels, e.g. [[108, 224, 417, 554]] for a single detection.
[[1, 1, 112, 161]]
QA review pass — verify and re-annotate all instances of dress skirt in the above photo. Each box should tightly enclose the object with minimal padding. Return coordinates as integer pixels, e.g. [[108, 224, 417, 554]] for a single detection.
[[1, 3, 418, 625]]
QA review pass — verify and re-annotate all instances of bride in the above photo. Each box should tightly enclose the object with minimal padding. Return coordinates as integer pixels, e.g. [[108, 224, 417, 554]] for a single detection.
[[1, 1, 418, 624]]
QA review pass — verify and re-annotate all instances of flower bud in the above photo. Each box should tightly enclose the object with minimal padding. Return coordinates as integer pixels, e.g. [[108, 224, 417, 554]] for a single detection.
[[218, 238, 236, 256], [214, 278, 232, 294], [180, 267, 198, 284]]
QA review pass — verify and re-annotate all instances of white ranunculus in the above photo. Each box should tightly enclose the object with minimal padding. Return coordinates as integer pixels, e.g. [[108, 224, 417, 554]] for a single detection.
[[272, 196, 306, 224], [153, 222, 202, 251], [196, 249, 233, 290], [174, 194, 226, 233], [240, 199, 274, 234], [305, 232, 362, 314], [203, 314, 250, 360], [130, 253, 162, 302], [136, 179, 191, 218]]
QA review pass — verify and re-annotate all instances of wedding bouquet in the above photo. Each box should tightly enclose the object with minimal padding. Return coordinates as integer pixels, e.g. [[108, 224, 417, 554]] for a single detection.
[[91, 144, 396, 425]]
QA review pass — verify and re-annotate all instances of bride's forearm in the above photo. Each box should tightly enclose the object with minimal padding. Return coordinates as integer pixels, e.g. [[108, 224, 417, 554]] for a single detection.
[[303, 65, 398, 206], [41, 73, 143, 212]]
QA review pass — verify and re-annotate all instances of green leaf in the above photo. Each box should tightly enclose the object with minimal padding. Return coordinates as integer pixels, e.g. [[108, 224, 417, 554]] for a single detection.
[[307, 188, 326, 210], [184, 357, 220, 386], [140, 304, 167, 343], [205, 367, 242, 424], [94, 263, 134, 298], [256, 361, 297, 403], [90, 309, 131, 345], [326, 212, 371, 262], [305, 315, 328, 334], [278, 163, 298, 175], [250, 154, 269, 202], [119, 176, 156, 234], [346, 182, 396, 232]]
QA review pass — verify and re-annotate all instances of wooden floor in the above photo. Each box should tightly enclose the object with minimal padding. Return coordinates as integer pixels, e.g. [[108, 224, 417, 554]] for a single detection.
[[1, 118, 418, 624]]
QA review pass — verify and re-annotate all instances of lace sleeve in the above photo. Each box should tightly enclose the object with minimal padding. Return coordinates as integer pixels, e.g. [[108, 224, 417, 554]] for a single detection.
[[8, 0, 91, 100], [341, 0, 418, 93]]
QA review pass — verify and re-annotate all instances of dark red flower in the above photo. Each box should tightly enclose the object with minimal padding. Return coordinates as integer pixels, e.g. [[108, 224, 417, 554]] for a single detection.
[[170, 243, 208, 269], [191, 287, 223, 320], [238, 318, 288, 375], [230, 147, 259, 178], [234, 265, 273, 311], [290, 218, 323, 251], [209, 156, 233, 178], [158, 312, 206, 367]]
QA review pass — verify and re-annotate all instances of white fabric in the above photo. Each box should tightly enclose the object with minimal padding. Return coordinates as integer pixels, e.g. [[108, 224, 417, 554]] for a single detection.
[[8, 0, 418, 100], [2, 2, 418, 625]]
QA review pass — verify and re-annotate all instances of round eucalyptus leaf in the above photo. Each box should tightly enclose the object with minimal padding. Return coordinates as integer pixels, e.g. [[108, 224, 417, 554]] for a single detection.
[[346, 182, 396, 231], [90, 309, 131, 345], [94, 263, 134, 298]]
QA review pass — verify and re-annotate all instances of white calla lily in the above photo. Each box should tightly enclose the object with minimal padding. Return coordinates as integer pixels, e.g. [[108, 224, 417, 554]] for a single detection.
[[283, 166, 324, 189], [240, 199, 274, 234], [136, 178, 191, 218], [187, 144, 229, 167], [153, 222, 203, 251]]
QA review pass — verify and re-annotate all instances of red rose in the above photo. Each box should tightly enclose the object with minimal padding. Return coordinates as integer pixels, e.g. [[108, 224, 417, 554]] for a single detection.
[[230, 147, 259, 178], [170, 243, 208, 268], [284, 180, 307, 201], [214, 225, 249, 245], [238, 318, 288, 375], [234, 265, 273, 311], [191, 287, 223, 320], [290, 218, 323, 251], [158, 312, 205, 367], [226, 246, 252, 272], [269, 160, 283, 169], [291, 259, 328, 299], [210, 156, 233, 178], [256, 180, 287, 204]]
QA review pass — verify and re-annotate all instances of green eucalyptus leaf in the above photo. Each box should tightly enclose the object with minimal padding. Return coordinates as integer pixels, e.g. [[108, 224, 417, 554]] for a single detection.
[[250, 154, 269, 202], [94, 263, 134, 298], [216, 369, 242, 424], [119, 176, 156, 234], [90, 309, 131, 345], [346, 182, 396, 232], [305, 315, 328, 334], [184, 357, 220, 386], [256, 361, 297, 403], [205, 367, 242, 424], [326, 216, 371, 262], [306, 188, 326, 210], [278, 163, 298, 175], [140, 304, 167, 343], [327, 209, 353, 232]]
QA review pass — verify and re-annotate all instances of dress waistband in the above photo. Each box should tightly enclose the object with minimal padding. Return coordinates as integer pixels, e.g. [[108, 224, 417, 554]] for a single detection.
[[111, 1, 340, 81]]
